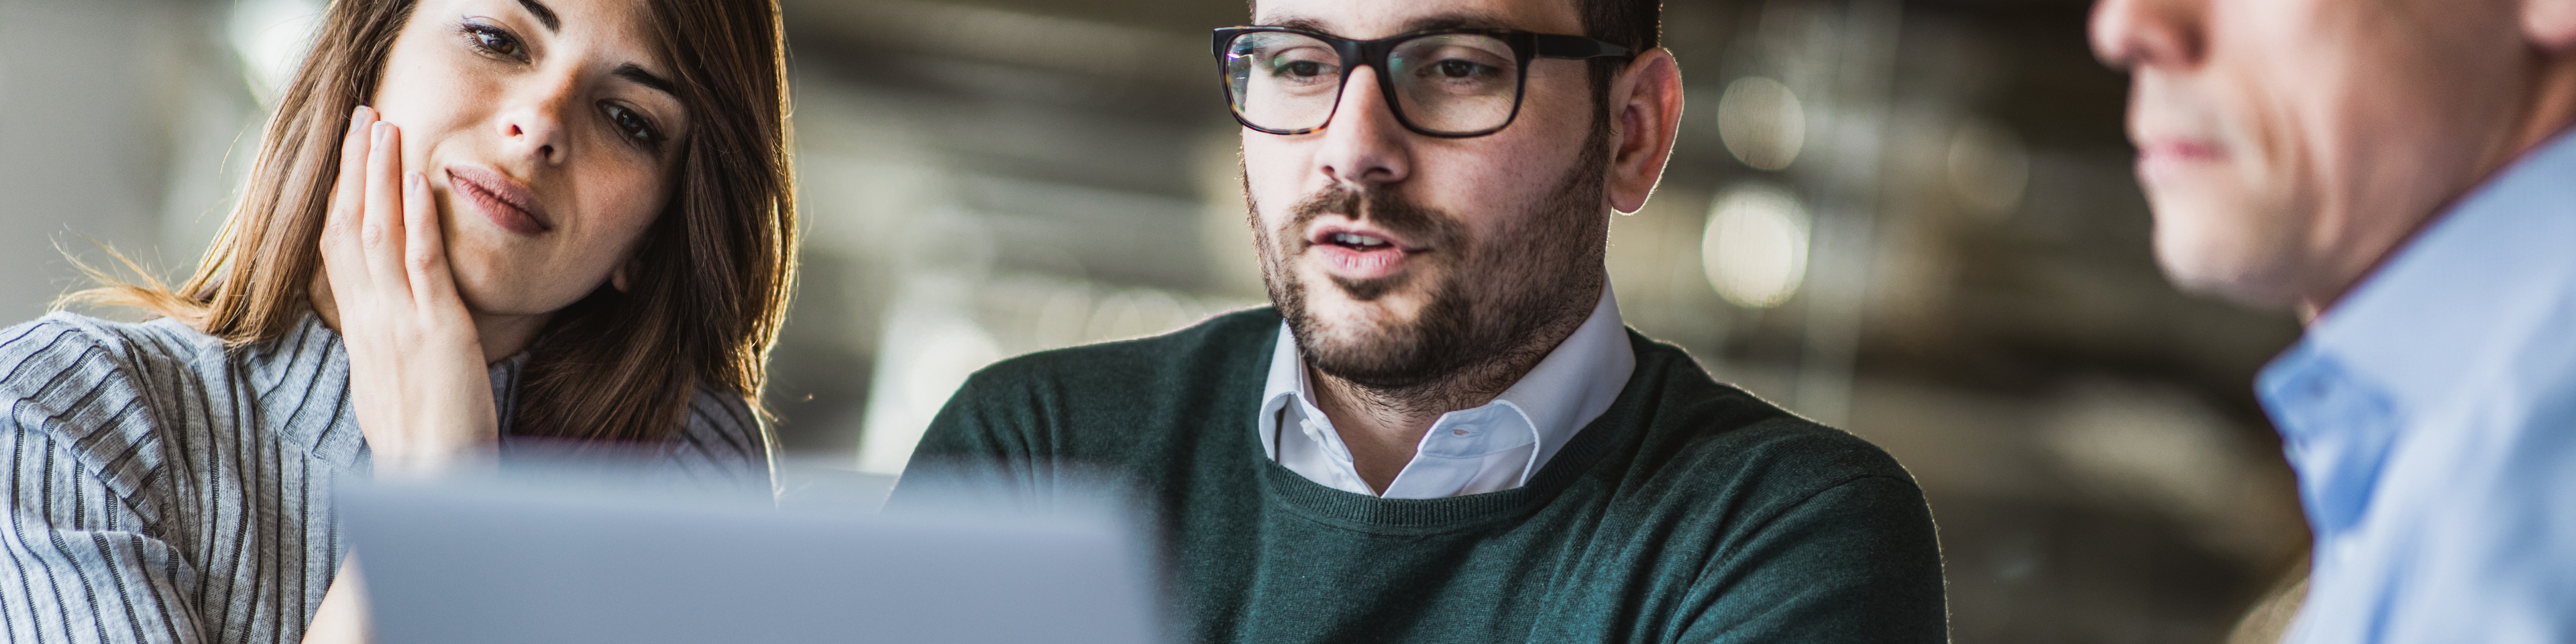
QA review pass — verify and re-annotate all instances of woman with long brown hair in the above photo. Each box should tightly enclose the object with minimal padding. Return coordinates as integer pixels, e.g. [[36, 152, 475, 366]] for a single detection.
[[0, 0, 795, 641]]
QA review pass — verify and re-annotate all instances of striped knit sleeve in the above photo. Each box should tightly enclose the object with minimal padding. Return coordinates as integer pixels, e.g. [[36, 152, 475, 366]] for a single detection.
[[1, 319, 205, 644], [659, 386, 774, 495]]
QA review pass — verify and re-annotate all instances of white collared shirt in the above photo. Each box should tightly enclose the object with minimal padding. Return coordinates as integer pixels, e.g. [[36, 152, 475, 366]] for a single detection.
[[1255, 288, 1635, 498]]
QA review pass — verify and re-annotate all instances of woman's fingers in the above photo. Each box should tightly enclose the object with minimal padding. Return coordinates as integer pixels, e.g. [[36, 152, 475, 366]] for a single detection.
[[322, 113, 498, 479], [363, 120, 411, 299], [400, 171, 462, 309], [321, 107, 378, 295]]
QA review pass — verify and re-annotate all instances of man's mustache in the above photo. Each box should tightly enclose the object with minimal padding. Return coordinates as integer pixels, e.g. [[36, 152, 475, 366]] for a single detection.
[[1283, 185, 1464, 254]]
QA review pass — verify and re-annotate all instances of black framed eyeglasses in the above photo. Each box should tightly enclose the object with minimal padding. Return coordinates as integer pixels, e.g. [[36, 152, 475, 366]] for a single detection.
[[1213, 26, 1631, 138]]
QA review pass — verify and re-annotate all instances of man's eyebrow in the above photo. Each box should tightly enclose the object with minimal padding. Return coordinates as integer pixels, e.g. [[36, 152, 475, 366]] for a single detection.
[[517, 0, 560, 32], [1263, 17, 1328, 32], [613, 62, 678, 97], [1399, 13, 1513, 33]]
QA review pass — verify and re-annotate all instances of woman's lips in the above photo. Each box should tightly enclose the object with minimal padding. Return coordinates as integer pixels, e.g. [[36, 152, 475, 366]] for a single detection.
[[444, 166, 552, 236]]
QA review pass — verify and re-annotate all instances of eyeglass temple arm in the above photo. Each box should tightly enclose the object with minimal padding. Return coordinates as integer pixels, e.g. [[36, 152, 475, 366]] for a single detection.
[[1532, 35, 1633, 60]]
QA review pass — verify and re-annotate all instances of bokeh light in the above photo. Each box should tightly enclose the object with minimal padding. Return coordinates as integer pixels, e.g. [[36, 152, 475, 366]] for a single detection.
[[1947, 119, 2030, 221], [1717, 76, 1805, 171], [1701, 183, 1811, 309], [227, 0, 325, 101]]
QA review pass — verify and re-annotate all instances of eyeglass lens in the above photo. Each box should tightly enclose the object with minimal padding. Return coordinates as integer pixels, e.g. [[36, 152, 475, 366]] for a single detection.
[[1226, 32, 1524, 136]]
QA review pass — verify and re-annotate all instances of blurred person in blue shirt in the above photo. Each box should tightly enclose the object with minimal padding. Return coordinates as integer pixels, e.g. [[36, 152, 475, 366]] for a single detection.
[[2089, 0, 2576, 641]]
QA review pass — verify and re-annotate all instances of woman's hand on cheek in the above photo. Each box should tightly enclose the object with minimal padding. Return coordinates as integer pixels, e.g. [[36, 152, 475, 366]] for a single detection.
[[319, 105, 500, 479]]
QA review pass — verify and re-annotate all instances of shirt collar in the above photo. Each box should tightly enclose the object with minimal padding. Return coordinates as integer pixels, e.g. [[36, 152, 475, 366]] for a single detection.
[[2269, 127, 2576, 426], [1485, 286, 1635, 469], [2257, 128, 2576, 536], [1256, 286, 1635, 472], [253, 310, 534, 474], [248, 311, 363, 470]]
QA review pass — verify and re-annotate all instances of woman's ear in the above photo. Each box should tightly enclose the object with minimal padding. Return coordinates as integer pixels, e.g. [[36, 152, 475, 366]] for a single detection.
[[610, 255, 642, 292]]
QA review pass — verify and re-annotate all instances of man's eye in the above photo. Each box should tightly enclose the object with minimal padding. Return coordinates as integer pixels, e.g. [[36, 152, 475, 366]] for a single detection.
[[1434, 60, 1487, 78], [463, 24, 525, 60], [603, 103, 660, 146], [1275, 60, 1328, 78]]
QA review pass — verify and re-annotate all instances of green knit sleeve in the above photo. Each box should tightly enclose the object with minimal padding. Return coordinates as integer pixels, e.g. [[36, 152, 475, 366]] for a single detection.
[[884, 367, 1048, 512], [1678, 474, 1949, 643]]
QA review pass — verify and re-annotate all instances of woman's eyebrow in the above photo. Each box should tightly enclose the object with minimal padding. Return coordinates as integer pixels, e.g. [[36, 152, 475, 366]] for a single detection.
[[517, 0, 561, 32], [614, 62, 678, 99]]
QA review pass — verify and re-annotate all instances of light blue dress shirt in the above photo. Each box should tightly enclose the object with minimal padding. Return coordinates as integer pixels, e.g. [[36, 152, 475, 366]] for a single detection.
[[2263, 129, 2576, 643]]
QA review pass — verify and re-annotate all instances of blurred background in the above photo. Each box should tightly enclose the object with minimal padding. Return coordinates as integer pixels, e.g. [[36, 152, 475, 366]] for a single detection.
[[0, 0, 2306, 640]]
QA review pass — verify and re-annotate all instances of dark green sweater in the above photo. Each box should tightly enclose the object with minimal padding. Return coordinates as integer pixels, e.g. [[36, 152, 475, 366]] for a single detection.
[[890, 308, 1947, 643]]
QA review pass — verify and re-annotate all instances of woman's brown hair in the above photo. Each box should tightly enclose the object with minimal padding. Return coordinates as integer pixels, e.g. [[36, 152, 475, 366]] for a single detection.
[[72, 0, 796, 444]]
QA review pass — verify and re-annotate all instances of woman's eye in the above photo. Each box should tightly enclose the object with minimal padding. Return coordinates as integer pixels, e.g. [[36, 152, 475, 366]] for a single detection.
[[602, 103, 661, 146], [463, 23, 525, 60]]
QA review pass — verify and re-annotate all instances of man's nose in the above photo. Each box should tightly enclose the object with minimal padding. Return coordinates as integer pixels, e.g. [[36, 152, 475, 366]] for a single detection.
[[2090, 0, 2207, 71], [1309, 66, 1411, 191]]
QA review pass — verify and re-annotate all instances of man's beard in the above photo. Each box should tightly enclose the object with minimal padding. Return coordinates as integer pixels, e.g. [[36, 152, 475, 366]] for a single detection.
[[1250, 133, 1612, 392]]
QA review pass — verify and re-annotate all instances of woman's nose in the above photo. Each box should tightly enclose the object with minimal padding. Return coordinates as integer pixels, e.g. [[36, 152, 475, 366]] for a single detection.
[[500, 80, 578, 165]]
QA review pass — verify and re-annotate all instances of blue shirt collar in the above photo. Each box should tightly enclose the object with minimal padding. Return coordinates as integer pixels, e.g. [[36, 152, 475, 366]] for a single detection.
[[2258, 127, 2576, 536], [2286, 128, 2576, 421]]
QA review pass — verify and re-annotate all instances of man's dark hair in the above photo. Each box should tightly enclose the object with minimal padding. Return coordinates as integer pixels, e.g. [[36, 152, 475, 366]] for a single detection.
[[1580, 0, 1662, 119], [1581, 0, 1662, 57]]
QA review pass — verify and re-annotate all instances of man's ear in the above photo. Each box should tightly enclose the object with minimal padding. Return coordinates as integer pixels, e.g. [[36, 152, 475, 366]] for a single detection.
[[1607, 48, 1685, 215], [2522, 0, 2576, 152], [2529, 0, 2576, 50]]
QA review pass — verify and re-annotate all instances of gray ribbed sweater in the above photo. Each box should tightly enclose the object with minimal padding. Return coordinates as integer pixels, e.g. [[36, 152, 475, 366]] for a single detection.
[[0, 311, 769, 644]]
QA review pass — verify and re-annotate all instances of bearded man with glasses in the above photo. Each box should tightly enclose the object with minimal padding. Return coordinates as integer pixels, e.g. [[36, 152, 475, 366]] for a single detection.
[[889, 0, 1947, 640]]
